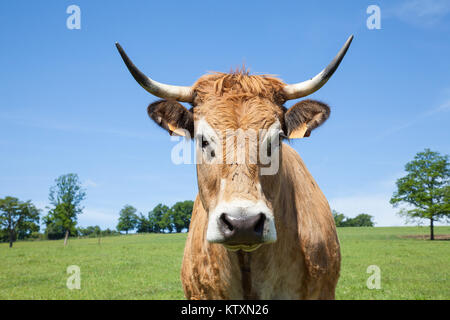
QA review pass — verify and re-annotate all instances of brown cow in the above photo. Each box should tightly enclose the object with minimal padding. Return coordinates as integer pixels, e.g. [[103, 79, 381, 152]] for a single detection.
[[116, 35, 353, 299]]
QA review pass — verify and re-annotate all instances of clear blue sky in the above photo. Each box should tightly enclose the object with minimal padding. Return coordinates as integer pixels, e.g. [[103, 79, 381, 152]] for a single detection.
[[1, 0, 449, 228]]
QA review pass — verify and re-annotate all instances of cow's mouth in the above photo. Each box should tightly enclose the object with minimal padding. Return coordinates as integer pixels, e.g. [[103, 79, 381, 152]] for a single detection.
[[223, 244, 262, 252]]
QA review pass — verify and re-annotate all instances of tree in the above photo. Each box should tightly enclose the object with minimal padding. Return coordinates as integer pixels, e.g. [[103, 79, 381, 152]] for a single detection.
[[332, 210, 375, 227], [117, 205, 138, 234], [390, 149, 450, 240], [171, 200, 194, 232], [344, 213, 375, 227], [135, 201, 194, 233], [102, 228, 119, 236], [150, 204, 171, 233], [44, 173, 86, 245], [332, 210, 346, 227], [136, 213, 152, 233], [0, 196, 40, 247], [147, 210, 160, 233], [77, 225, 102, 237]]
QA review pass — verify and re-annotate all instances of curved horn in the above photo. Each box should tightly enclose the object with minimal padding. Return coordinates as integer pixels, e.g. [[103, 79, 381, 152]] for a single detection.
[[115, 43, 194, 102], [283, 35, 353, 100]]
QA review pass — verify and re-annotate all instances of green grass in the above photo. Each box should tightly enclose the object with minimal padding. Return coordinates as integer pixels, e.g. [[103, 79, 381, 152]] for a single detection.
[[336, 226, 450, 300], [0, 227, 449, 299], [0, 233, 186, 299]]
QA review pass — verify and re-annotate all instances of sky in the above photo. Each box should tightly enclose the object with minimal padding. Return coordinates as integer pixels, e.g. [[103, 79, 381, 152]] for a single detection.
[[0, 0, 449, 229]]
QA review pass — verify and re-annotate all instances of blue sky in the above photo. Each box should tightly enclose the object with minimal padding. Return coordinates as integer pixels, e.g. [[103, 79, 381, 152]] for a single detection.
[[1, 0, 449, 229]]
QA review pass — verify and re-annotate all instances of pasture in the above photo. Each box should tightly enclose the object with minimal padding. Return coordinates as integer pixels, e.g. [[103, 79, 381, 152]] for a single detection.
[[0, 226, 449, 300]]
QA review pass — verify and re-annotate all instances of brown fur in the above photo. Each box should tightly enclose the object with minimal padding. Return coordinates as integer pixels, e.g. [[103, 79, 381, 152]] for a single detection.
[[192, 71, 286, 106], [146, 71, 339, 299]]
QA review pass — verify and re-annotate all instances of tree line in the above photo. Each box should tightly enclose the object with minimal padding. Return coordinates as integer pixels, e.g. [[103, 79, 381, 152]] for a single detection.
[[332, 211, 375, 227], [117, 201, 194, 234], [0, 172, 194, 247]]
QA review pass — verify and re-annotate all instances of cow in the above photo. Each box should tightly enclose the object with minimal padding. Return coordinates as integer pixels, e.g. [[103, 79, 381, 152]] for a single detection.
[[116, 35, 353, 299]]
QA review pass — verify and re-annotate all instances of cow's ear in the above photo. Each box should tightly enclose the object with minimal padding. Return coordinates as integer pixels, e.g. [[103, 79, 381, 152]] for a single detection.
[[284, 99, 330, 139], [147, 100, 194, 137]]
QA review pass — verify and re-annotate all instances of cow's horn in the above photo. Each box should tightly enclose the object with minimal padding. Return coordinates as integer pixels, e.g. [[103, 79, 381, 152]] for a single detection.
[[115, 43, 194, 102], [283, 35, 353, 100]]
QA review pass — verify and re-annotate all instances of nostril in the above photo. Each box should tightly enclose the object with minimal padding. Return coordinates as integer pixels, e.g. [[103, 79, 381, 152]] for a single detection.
[[219, 213, 266, 244], [220, 213, 234, 232], [254, 214, 265, 235]]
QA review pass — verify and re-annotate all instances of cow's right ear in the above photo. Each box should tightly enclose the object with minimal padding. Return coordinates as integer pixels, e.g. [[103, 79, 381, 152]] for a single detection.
[[147, 100, 194, 137]]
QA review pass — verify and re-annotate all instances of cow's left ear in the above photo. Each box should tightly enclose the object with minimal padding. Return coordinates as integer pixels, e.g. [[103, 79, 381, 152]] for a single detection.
[[147, 100, 194, 137], [284, 99, 330, 139]]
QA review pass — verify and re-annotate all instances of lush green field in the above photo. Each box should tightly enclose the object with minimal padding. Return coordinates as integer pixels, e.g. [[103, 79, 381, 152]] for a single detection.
[[337, 226, 449, 299], [0, 227, 449, 300]]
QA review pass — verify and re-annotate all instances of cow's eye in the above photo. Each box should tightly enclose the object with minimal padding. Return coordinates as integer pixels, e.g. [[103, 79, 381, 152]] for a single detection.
[[199, 136, 215, 159], [266, 131, 282, 158], [267, 139, 272, 157]]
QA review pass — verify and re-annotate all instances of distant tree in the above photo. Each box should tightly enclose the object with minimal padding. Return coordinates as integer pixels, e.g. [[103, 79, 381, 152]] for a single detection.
[[77, 226, 86, 236], [102, 228, 118, 236], [390, 149, 449, 240], [80, 226, 94, 236], [151, 204, 171, 233], [136, 213, 152, 233], [44, 173, 86, 245], [93, 225, 101, 237], [147, 210, 160, 233], [76, 226, 119, 238], [344, 213, 375, 227], [160, 210, 174, 233], [77, 225, 102, 237], [171, 200, 194, 232], [332, 210, 347, 227], [44, 221, 66, 240], [0, 196, 40, 247], [332, 210, 375, 227], [117, 205, 138, 234]]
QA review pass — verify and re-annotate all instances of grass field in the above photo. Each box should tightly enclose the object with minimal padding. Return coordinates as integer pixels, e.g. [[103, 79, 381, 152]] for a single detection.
[[1, 226, 449, 300]]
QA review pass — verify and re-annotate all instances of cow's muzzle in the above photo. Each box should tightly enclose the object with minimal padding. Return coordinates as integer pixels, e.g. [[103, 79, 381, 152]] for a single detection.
[[206, 200, 277, 250], [219, 213, 265, 245]]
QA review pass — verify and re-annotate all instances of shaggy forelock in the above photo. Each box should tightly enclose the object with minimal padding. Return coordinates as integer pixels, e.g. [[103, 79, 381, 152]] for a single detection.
[[192, 69, 287, 105], [191, 70, 287, 135]]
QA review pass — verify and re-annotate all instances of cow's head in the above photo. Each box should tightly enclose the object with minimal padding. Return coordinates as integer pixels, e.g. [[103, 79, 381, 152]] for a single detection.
[[116, 36, 352, 252]]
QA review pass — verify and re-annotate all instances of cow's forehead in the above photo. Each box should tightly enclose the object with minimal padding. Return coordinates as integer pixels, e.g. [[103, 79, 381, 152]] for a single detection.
[[191, 71, 286, 131], [193, 96, 283, 132], [192, 71, 286, 103]]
